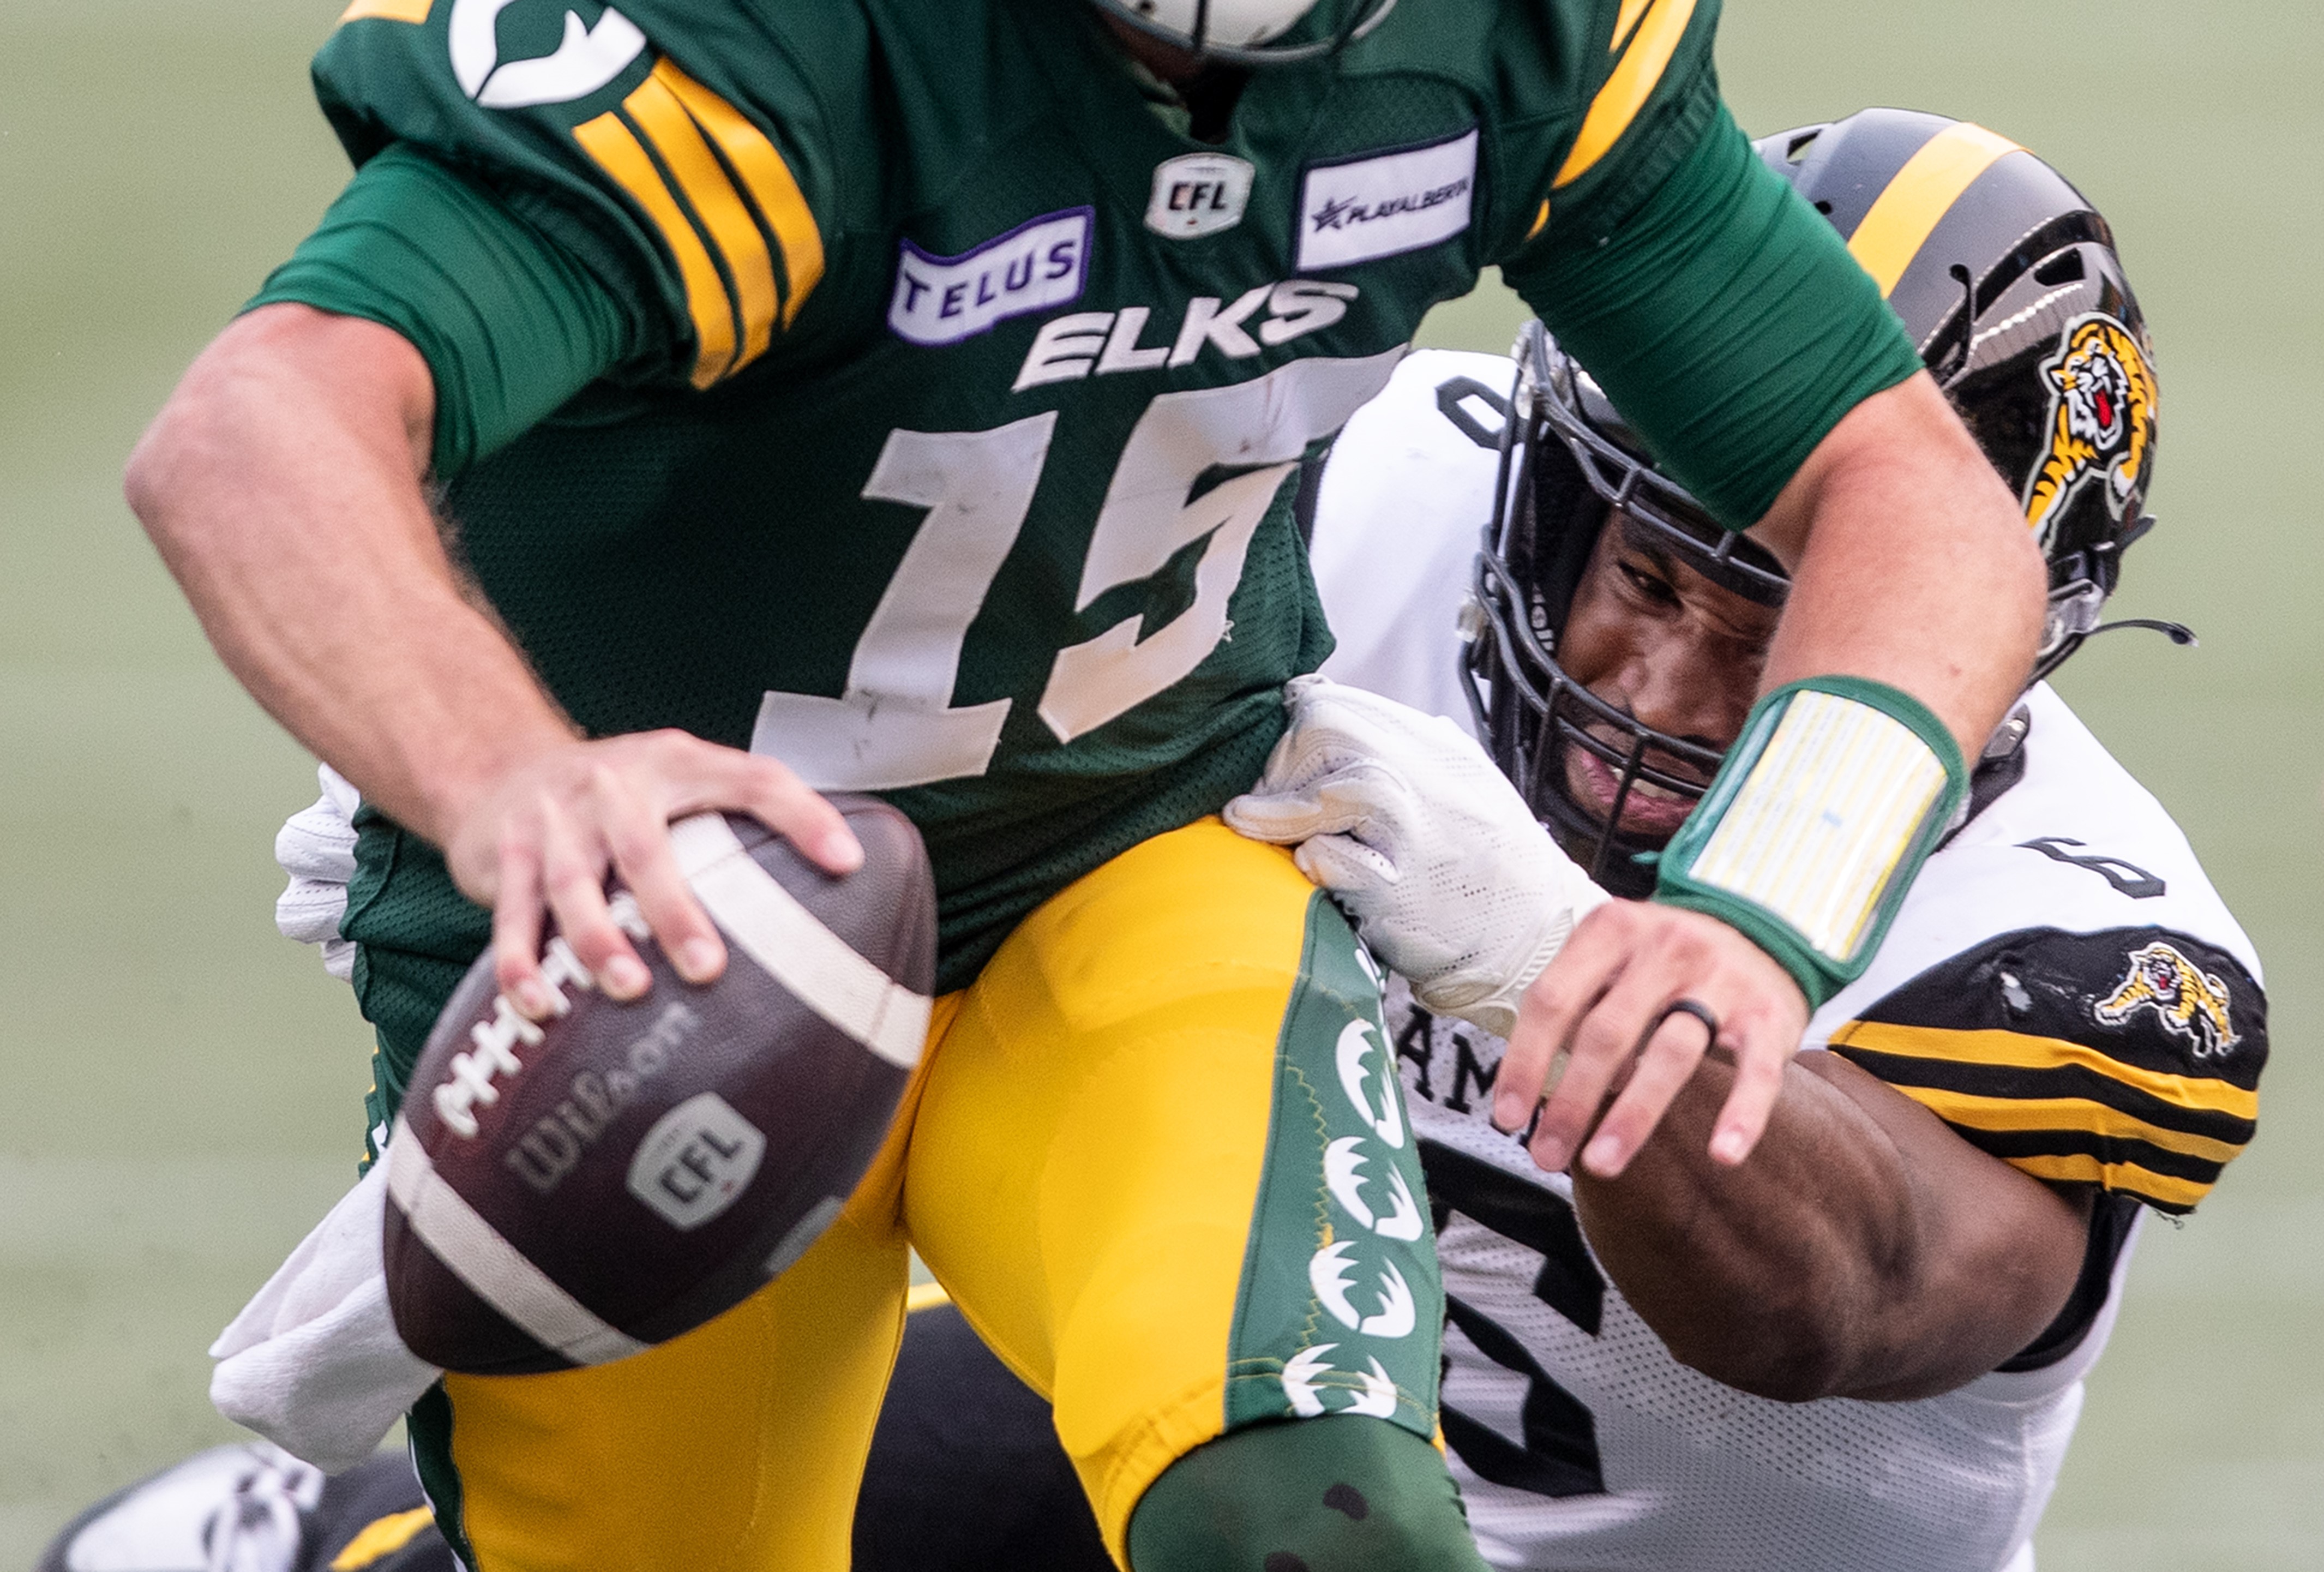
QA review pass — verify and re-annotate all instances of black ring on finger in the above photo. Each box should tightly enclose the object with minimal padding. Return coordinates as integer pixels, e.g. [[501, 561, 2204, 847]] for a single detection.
[[1641, 996, 1720, 1055]]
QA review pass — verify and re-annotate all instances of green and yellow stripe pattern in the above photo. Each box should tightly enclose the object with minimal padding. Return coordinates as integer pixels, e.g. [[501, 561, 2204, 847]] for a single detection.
[[573, 59, 822, 388]]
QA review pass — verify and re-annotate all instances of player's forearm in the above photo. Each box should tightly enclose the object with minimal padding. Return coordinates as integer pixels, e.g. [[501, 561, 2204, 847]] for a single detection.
[[127, 304, 574, 847], [1573, 1049, 2088, 1402], [1569, 1055, 1925, 1402], [1750, 373, 2046, 759]]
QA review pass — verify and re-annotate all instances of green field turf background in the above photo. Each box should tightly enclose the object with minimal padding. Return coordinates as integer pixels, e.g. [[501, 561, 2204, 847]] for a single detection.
[[2, 0, 2316, 1563]]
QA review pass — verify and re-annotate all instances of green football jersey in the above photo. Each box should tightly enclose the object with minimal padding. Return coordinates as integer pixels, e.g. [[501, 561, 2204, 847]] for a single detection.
[[260, 0, 1919, 1075]]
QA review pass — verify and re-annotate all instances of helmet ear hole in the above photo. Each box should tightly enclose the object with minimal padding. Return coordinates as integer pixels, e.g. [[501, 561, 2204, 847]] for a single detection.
[[2034, 249, 2087, 286]]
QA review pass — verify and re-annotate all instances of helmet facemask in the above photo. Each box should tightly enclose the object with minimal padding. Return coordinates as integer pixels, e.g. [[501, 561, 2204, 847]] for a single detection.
[[1463, 324, 1787, 897]]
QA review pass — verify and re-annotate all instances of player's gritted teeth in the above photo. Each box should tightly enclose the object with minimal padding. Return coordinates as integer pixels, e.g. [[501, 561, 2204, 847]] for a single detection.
[[1560, 735, 1702, 838]]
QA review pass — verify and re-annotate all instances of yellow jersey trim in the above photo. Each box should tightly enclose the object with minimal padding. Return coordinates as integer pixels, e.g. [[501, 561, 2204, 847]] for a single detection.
[[1829, 1019, 2259, 1121], [329, 1509, 437, 1570], [1847, 122, 2023, 298], [2007, 1153, 2210, 1210], [337, 0, 432, 24], [573, 110, 738, 388], [1889, 1084, 2245, 1165], [1553, 0, 1698, 190], [625, 65, 779, 370], [658, 62, 826, 330], [1611, 0, 1654, 50]]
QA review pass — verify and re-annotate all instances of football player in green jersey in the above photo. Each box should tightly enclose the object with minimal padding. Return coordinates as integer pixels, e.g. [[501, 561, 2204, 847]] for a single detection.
[[128, 1, 2050, 1567]]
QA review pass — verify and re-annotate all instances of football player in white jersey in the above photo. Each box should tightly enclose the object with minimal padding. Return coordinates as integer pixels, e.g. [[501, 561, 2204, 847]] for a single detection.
[[1240, 107, 2265, 1572]]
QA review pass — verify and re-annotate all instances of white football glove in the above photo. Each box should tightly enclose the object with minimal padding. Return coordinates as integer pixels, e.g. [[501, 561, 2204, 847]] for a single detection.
[[1224, 676, 1609, 1039], [274, 764, 361, 982]]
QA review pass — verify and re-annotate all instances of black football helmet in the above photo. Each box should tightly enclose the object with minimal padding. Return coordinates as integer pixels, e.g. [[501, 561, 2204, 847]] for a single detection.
[[1464, 107, 2169, 895], [1086, 0, 1398, 65]]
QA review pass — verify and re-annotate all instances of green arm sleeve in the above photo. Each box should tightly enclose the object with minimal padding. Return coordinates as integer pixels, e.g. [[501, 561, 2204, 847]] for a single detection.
[[1503, 106, 1924, 530], [247, 145, 645, 479]]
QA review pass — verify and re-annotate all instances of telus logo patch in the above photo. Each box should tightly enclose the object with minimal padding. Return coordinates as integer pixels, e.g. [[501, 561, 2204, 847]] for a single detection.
[[889, 208, 1094, 346], [1296, 128, 1476, 271]]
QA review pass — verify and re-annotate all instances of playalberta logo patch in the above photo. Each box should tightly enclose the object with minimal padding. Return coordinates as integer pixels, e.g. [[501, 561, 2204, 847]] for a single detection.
[[1296, 128, 1476, 271], [888, 208, 1093, 347]]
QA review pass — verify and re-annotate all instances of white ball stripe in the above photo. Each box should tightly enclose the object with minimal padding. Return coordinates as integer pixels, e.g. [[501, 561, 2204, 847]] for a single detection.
[[669, 813, 932, 1070], [385, 1117, 649, 1366]]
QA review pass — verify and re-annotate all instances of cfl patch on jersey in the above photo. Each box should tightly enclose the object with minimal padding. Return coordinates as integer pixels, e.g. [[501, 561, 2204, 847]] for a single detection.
[[1296, 129, 1478, 271], [888, 209, 1092, 347]]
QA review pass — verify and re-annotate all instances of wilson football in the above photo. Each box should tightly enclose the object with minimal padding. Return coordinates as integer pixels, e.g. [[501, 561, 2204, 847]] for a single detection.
[[382, 801, 935, 1375]]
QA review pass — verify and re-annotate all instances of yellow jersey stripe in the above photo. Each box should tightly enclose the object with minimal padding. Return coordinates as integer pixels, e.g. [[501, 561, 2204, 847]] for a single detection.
[[1829, 1020, 2260, 1121], [1553, 0, 1698, 189], [1891, 1084, 2245, 1165], [1526, 199, 1551, 241], [329, 1508, 437, 1570], [905, 1280, 953, 1313], [2007, 1153, 2211, 1211], [1846, 122, 2023, 298], [337, 0, 432, 23], [573, 111, 737, 388], [659, 61, 826, 329], [625, 65, 778, 372], [1611, 0, 1654, 50]]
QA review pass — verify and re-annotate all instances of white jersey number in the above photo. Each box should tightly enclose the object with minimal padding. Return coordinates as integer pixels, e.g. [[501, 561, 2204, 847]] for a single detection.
[[753, 350, 1401, 790]]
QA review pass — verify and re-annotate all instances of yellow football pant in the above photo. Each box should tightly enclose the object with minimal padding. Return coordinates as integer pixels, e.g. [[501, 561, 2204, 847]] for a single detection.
[[422, 819, 1437, 1571]]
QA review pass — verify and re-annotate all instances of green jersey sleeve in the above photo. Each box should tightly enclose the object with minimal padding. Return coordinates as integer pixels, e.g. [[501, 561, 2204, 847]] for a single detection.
[[1480, 0, 1923, 529], [289, 0, 848, 395], [249, 144, 642, 475]]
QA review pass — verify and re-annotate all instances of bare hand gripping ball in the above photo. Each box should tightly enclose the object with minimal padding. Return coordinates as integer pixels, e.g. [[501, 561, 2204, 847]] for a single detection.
[[382, 800, 935, 1375]]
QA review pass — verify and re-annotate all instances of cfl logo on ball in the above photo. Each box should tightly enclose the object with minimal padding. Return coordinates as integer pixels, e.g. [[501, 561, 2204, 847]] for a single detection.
[[628, 1091, 768, 1231]]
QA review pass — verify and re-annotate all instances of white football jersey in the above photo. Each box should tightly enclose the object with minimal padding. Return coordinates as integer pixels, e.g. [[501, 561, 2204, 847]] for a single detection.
[[1309, 351, 2266, 1572]]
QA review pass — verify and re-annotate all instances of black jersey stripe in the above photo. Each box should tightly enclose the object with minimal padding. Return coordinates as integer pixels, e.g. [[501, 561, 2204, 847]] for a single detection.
[[1948, 1123, 2226, 1184], [1421, 1142, 1605, 1335], [1829, 1020, 2259, 1118], [2007, 1153, 2212, 1215], [1828, 1046, 2257, 1147], [1882, 1084, 2245, 1165]]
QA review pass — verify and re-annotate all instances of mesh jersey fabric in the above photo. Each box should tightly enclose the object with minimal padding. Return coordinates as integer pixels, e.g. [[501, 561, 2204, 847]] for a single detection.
[[1307, 349, 2263, 1570], [262, 0, 1919, 1087]]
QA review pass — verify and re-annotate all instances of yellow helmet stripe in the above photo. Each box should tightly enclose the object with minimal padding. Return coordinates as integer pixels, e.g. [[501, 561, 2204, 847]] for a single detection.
[[1845, 122, 2023, 299], [1552, 0, 1698, 190]]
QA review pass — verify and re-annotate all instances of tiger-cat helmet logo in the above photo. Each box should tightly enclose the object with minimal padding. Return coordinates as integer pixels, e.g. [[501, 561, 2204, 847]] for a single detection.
[[450, 0, 647, 109], [2021, 313, 2157, 545], [2093, 940, 2239, 1058]]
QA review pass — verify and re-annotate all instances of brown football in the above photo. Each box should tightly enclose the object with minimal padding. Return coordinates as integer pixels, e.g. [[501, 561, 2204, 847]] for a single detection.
[[382, 800, 935, 1375]]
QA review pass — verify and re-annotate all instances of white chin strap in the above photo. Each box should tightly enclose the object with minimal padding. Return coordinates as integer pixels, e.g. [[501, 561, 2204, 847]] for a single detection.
[[1092, 0, 1397, 62]]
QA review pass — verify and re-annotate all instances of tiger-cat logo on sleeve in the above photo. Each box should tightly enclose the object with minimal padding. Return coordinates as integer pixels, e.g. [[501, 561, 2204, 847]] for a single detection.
[[2022, 314, 2157, 543], [2093, 940, 2239, 1058]]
